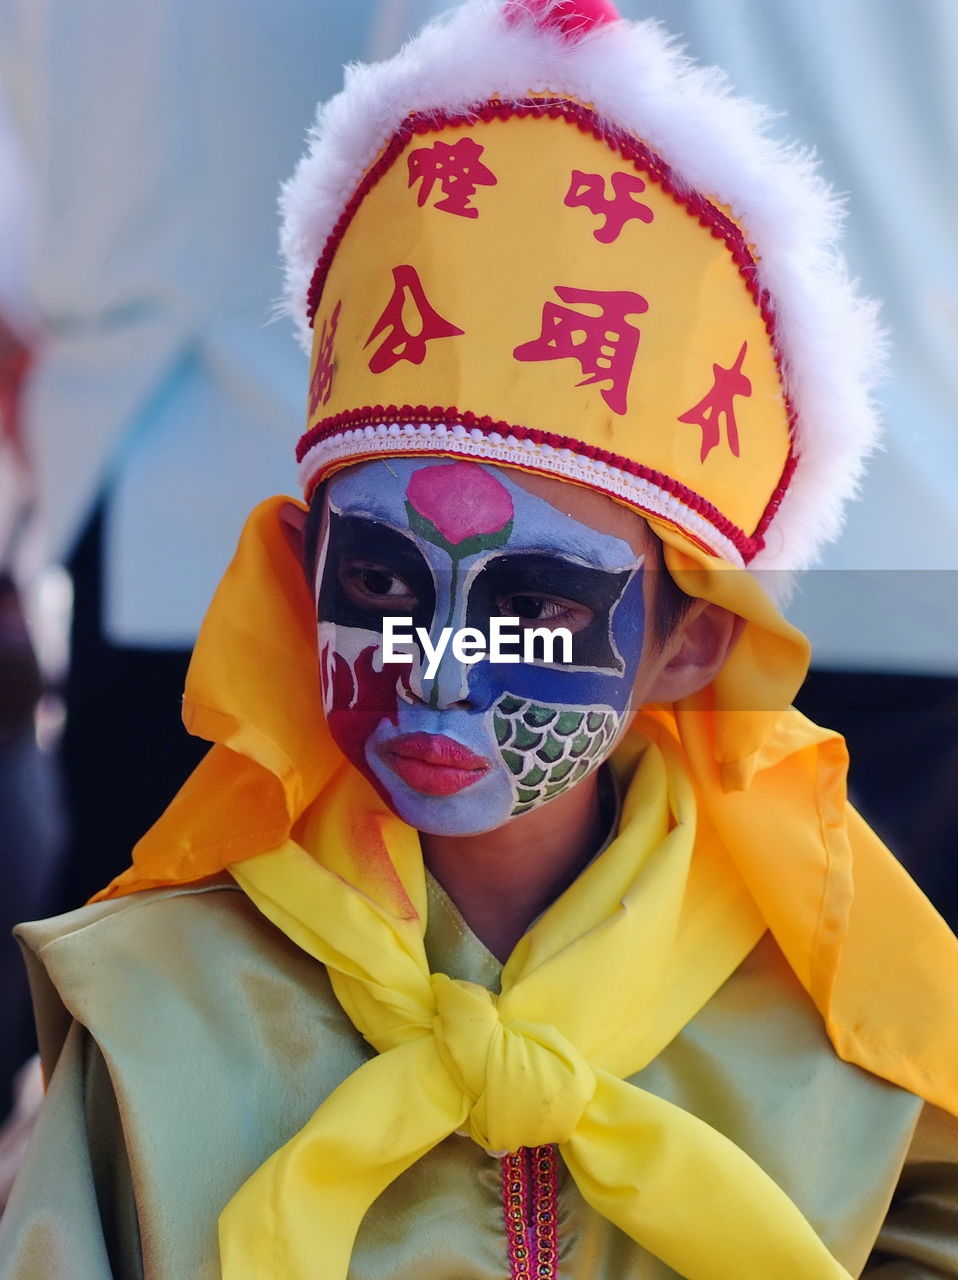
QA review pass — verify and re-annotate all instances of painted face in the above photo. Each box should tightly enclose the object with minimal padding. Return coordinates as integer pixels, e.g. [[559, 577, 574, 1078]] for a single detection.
[[316, 459, 647, 835]]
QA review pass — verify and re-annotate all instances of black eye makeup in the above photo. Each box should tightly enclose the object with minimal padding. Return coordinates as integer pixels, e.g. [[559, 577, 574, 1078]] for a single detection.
[[319, 514, 436, 632], [466, 553, 636, 671], [320, 516, 639, 674], [338, 562, 419, 612], [496, 593, 595, 634]]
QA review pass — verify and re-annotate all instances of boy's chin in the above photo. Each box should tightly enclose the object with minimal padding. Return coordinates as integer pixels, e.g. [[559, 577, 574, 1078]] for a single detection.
[[369, 766, 523, 838], [386, 795, 520, 840]]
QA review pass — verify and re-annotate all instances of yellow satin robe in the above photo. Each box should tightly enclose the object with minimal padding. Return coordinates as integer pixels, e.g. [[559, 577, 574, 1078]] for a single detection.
[[1, 874, 956, 1279]]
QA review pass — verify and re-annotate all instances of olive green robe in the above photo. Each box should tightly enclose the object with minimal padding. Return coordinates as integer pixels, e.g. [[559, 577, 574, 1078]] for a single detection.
[[1, 876, 956, 1279]]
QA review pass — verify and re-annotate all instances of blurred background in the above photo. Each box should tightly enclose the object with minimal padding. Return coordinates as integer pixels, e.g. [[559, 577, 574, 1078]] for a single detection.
[[0, 0, 955, 1191]]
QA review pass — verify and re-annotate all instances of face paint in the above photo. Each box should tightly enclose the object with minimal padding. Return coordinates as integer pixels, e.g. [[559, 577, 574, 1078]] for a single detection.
[[316, 458, 647, 835]]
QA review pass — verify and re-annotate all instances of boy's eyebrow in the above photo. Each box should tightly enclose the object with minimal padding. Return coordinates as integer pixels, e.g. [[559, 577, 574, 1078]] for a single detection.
[[490, 542, 644, 573], [468, 552, 637, 612], [330, 500, 643, 572]]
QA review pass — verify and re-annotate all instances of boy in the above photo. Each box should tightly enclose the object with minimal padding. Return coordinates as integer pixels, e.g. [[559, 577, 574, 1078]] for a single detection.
[[2, 2, 957, 1277]]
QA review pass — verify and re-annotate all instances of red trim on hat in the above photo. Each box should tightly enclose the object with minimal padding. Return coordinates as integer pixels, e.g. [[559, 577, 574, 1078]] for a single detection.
[[296, 405, 769, 562], [303, 97, 798, 548], [754, 434, 798, 540]]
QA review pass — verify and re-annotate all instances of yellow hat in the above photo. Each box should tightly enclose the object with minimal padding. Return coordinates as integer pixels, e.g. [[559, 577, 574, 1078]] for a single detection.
[[282, 0, 884, 581]]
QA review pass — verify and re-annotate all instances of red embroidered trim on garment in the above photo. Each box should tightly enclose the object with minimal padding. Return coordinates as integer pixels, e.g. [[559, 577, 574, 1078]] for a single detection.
[[302, 98, 799, 549], [297, 405, 763, 561], [501, 1146, 560, 1279]]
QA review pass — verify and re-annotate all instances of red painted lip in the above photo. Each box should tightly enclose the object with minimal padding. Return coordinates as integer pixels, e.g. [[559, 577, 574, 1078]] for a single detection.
[[385, 733, 489, 768], [379, 733, 490, 796]]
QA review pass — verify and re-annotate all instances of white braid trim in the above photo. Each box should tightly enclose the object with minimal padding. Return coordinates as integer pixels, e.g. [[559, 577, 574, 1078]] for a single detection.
[[298, 421, 747, 568]]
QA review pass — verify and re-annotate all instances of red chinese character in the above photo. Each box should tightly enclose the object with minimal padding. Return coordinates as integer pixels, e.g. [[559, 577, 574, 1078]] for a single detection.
[[365, 265, 465, 373], [564, 170, 654, 243], [407, 136, 497, 219], [513, 285, 649, 415], [678, 342, 752, 463], [308, 300, 342, 415]]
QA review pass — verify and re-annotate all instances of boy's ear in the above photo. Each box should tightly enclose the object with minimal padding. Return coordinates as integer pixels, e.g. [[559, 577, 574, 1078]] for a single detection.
[[646, 602, 745, 704], [279, 501, 307, 563]]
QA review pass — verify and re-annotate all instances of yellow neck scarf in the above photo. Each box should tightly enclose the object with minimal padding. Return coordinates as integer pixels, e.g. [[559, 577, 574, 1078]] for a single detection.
[[95, 498, 958, 1280], [222, 740, 850, 1280]]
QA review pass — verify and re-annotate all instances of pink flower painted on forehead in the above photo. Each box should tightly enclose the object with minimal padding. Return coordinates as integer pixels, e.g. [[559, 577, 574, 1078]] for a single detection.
[[405, 462, 514, 557]]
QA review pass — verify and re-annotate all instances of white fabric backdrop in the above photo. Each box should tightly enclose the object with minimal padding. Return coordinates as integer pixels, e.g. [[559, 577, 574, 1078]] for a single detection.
[[0, 1, 387, 646], [3, 0, 955, 668]]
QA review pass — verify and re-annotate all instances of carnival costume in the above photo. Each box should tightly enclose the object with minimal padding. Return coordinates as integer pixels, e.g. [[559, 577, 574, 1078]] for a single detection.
[[2, 3, 957, 1279]]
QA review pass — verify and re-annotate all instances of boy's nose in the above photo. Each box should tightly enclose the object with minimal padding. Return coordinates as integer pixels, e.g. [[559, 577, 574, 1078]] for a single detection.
[[405, 644, 473, 710]]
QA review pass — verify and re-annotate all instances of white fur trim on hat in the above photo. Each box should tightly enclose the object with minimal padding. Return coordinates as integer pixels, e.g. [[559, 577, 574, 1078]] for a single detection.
[[279, 0, 885, 577]]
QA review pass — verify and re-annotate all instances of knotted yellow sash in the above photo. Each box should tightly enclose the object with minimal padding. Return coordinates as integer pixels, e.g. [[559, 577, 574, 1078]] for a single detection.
[[221, 734, 851, 1280], [95, 497, 958, 1280]]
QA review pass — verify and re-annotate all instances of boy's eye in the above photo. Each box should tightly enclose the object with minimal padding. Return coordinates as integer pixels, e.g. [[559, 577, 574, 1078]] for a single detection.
[[509, 595, 547, 620], [339, 561, 418, 612], [497, 593, 594, 634], [361, 569, 401, 596]]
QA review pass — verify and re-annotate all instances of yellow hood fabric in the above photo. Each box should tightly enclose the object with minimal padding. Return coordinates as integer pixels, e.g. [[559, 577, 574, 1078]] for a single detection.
[[95, 496, 958, 1279]]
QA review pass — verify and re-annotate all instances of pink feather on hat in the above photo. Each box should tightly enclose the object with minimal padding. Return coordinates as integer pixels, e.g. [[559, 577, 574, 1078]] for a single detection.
[[504, 0, 620, 37]]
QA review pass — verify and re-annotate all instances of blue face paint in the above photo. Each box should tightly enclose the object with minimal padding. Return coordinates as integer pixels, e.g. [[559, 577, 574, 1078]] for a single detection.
[[316, 458, 646, 835]]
